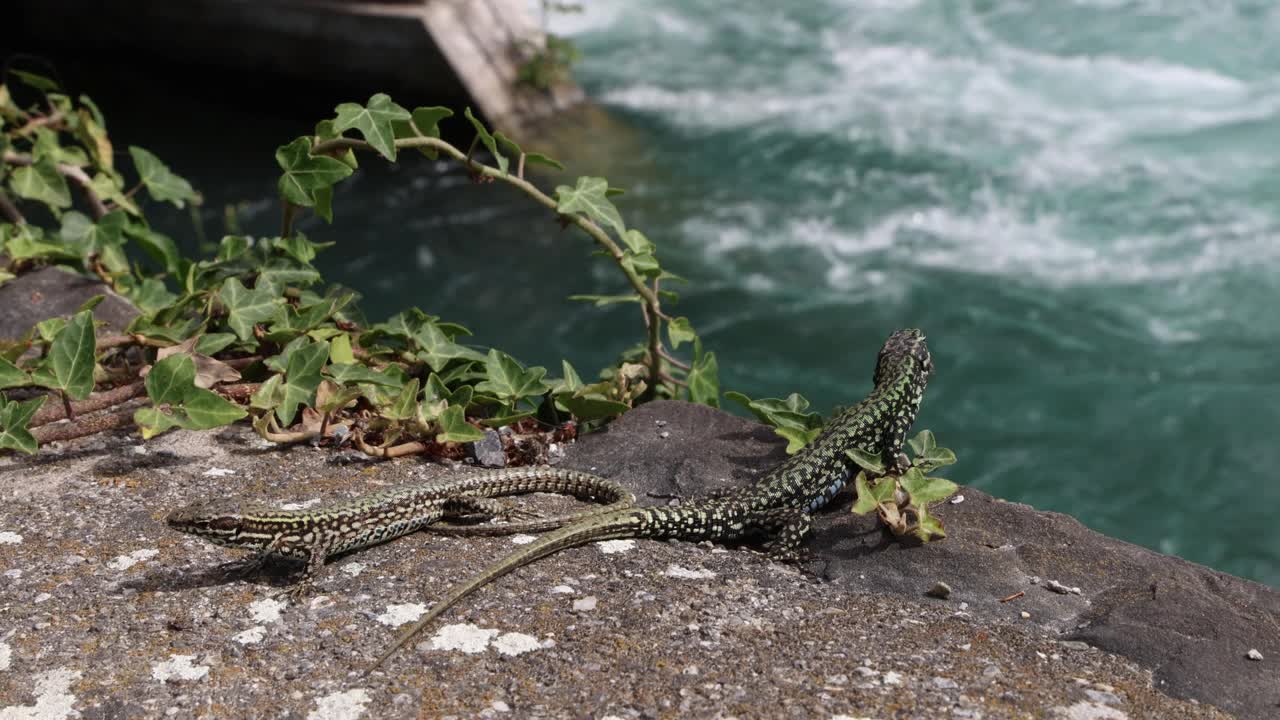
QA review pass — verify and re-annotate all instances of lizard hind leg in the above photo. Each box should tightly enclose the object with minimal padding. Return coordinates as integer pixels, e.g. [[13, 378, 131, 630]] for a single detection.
[[757, 507, 815, 564]]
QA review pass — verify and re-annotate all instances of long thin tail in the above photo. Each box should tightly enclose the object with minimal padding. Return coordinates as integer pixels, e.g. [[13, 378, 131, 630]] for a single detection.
[[364, 507, 645, 674]]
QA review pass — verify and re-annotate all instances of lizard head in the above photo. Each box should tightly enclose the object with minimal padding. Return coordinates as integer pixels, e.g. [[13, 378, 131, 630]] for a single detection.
[[167, 500, 254, 547], [873, 328, 932, 387]]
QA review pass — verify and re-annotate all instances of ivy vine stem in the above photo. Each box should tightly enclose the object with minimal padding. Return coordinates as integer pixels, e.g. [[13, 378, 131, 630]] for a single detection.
[[309, 135, 670, 399]]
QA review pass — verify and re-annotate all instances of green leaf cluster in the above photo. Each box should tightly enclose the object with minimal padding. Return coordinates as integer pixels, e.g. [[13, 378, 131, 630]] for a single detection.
[[849, 430, 959, 543]]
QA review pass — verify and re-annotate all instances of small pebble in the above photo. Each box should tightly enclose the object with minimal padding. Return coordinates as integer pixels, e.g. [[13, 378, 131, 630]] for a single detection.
[[925, 581, 952, 600], [572, 596, 598, 612], [949, 494, 965, 504], [659, 431, 670, 438], [1246, 648, 1263, 661], [1020, 611, 1031, 619]]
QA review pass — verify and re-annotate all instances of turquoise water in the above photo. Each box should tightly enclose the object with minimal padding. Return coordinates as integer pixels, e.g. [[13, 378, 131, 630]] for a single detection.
[[120, 1, 1277, 586]]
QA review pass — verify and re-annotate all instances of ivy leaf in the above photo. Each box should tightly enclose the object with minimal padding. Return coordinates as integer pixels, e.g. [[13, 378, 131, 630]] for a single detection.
[[194, 333, 237, 356], [0, 357, 28, 389], [334, 94, 411, 161], [133, 406, 189, 440], [30, 310, 96, 400], [182, 388, 247, 429], [276, 339, 329, 427], [397, 106, 453, 159], [128, 146, 199, 208], [0, 396, 45, 454], [275, 137, 354, 207], [475, 349, 549, 405], [413, 321, 487, 371], [221, 277, 282, 342], [382, 377, 420, 421], [850, 471, 898, 515], [667, 316, 696, 349], [525, 152, 564, 171], [555, 176, 625, 239], [145, 353, 196, 406], [463, 107, 507, 174], [774, 426, 822, 454], [249, 373, 286, 412], [907, 430, 936, 456], [10, 70, 59, 92], [10, 157, 71, 209], [567, 293, 641, 307], [557, 393, 630, 421], [125, 224, 182, 275], [900, 467, 959, 505], [687, 350, 719, 407], [622, 229, 655, 254], [325, 363, 400, 387], [60, 209, 125, 257], [846, 448, 886, 475], [436, 405, 486, 443]]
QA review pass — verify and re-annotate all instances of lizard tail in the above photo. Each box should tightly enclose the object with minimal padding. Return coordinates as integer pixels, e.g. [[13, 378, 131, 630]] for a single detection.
[[364, 507, 646, 674]]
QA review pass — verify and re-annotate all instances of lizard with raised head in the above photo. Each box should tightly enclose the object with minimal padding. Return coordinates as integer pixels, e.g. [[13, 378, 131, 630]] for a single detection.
[[366, 328, 933, 672]]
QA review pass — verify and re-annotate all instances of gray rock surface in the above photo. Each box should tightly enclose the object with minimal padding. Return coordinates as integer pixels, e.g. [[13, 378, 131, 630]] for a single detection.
[[0, 400, 1264, 719], [0, 266, 139, 340]]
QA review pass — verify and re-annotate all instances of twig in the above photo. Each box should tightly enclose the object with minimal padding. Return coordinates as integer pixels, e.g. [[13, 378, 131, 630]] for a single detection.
[[281, 201, 297, 238], [31, 408, 135, 444], [215, 382, 262, 401], [999, 591, 1025, 603], [658, 347, 691, 371], [0, 188, 25, 224], [29, 381, 147, 427]]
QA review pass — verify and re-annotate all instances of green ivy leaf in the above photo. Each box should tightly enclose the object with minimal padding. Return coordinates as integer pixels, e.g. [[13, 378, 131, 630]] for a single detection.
[[145, 353, 196, 406], [413, 321, 487, 371], [475, 349, 549, 405], [276, 339, 329, 427], [667, 316, 696, 349], [687, 350, 719, 407], [334, 94, 411, 161], [557, 393, 630, 421], [275, 137, 354, 207], [133, 406, 189, 440], [221, 277, 282, 341], [249, 373, 286, 411], [0, 396, 45, 454], [0, 357, 28, 389], [911, 505, 947, 542], [128, 146, 199, 208], [30, 310, 96, 400], [846, 448, 886, 474], [60, 209, 125, 257], [397, 106, 453, 159], [525, 152, 564, 171], [10, 157, 71, 209], [10, 69, 59, 92], [622, 229, 655, 254], [463, 107, 507, 174], [125, 225, 182, 275], [382, 377, 420, 421], [774, 426, 821, 454], [555, 176, 625, 239], [194, 333, 237, 356], [436, 404, 486, 443], [900, 467, 959, 505], [325, 363, 400, 387], [182, 388, 247, 428], [907, 430, 936, 456], [567, 293, 641, 307]]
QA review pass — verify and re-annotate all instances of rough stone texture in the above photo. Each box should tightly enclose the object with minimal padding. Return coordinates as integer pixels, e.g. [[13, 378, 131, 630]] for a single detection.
[[569, 402, 1280, 719], [0, 266, 139, 340], [0, 401, 1262, 718]]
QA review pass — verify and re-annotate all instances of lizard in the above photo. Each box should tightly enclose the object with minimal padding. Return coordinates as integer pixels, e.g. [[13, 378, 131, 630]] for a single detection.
[[166, 466, 636, 599], [366, 328, 933, 672]]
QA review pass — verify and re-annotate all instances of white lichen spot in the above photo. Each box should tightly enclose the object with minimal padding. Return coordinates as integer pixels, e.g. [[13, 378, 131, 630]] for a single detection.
[[492, 632, 543, 656], [249, 598, 287, 624], [430, 623, 498, 654], [509, 534, 538, 545], [33, 594, 51, 604], [881, 670, 903, 686], [201, 467, 236, 477], [831, 716, 878, 720], [375, 604, 427, 627], [279, 499, 322, 511], [307, 689, 371, 720], [0, 668, 80, 719], [151, 655, 209, 684], [491, 700, 510, 713], [0, 641, 10, 671], [0, 532, 23, 545], [233, 627, 266, 645], [340, 562, 365, 577], [572, 596, 598, 612], [596, 539, 636, 554], [1051, 702, 1128, 720], [3, 569, 20, 580], [108, 549, 159, 572], [664, 565, 716, 580], [550, 584, 575, 594]]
